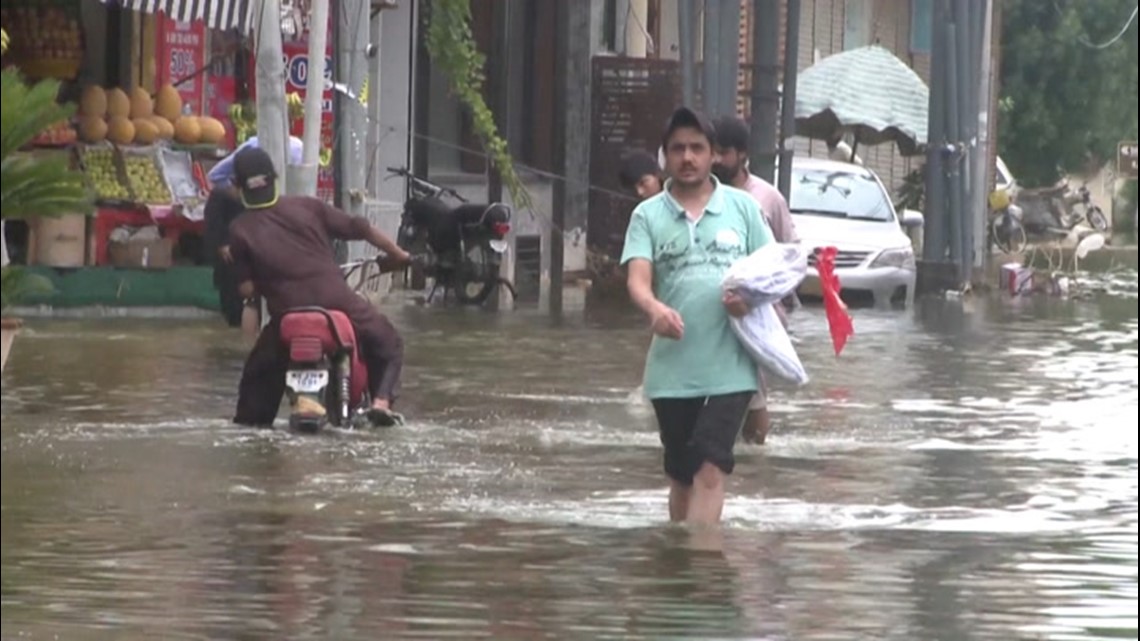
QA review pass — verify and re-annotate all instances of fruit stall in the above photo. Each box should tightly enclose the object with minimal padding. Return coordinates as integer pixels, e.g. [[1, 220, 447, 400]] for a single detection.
[[2, 0, 248, 312]]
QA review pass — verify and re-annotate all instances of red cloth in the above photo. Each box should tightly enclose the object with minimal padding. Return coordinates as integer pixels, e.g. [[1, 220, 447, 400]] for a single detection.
[[816, 246, 854, 356]]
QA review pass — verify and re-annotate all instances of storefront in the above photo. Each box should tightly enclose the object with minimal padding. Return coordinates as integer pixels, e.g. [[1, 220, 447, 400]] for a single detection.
[[1, 0, 257, 309]]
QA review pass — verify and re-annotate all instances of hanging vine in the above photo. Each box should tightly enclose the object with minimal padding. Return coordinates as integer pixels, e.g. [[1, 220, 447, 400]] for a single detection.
[[425, 0, 534, 212]]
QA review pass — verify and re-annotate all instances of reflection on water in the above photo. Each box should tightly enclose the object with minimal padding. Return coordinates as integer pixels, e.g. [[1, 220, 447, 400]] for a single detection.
[[2, 277, 1137, 640]]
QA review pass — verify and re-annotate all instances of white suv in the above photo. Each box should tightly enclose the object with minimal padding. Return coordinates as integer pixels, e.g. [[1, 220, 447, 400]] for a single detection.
[[788, 157, 923, 307]]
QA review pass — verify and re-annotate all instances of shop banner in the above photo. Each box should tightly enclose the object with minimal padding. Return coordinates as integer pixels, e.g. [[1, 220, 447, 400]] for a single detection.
[[154, 12, 206, 115]]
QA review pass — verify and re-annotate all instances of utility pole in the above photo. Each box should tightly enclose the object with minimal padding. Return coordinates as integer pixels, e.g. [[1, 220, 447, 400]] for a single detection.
[[776, 0, 802, 201], [750, 0, 781, 183], [336, 0, 370, 217], [972, 0, 995, 276], [255, 0, 289, 191], [255, 0, 288, 329], [299, 0, 330, 197]]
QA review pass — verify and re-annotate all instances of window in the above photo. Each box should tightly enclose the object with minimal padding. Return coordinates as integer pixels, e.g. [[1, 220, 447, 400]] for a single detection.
[[910, 0, 932, 53], [789, 168, 896, 223], [843, 0, 871, 50]]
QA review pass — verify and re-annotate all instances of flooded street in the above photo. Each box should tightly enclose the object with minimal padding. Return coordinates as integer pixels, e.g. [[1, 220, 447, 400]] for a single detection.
[[2, 278, 1137, 640]]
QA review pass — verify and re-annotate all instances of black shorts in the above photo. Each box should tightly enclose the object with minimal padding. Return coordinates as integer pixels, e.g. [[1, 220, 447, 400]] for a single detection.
[[650, 391, 753, 485]]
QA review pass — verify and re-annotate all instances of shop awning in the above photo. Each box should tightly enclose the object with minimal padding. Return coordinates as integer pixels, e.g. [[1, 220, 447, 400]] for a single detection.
[[97, 0, 257, 35]]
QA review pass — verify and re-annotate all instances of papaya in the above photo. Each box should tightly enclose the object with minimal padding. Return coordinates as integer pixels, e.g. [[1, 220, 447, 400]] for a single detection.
[[106, 116, 136, 146], [129, 87, 154, 119], [106, 88, 131, 119], [173, 116, 201, 145], [79, 85, 108, 117], [154, 84, 183, 122]]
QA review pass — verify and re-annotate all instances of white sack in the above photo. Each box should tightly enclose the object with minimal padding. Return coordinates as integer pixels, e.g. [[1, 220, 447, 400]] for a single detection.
[[722, 243, 810, 386]]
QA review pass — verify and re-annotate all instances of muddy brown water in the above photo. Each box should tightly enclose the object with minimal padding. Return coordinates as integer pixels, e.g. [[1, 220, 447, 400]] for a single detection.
[[2, 273, 1137, 640]]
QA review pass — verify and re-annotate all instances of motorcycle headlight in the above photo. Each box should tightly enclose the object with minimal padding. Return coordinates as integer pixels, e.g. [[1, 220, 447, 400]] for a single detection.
[[870, 247, 916, 271]]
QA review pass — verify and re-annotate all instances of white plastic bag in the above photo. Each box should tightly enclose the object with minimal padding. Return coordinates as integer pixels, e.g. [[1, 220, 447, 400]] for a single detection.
[[722, 243, 810, 385]]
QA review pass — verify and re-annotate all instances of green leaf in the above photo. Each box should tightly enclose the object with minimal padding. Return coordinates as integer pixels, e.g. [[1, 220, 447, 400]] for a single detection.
[[1, 68, 93, 221], [0, 267, 55, 312]]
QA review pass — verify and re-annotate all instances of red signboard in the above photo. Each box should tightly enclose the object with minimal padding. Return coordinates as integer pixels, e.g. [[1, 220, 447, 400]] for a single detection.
[[154, 13, 206, 115]]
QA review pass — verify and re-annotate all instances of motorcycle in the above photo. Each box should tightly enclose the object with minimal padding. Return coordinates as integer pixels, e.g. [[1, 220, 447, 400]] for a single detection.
[[387, 167, 517, 305], [1059, 184, 1110, 233], [281, 258, 397, 433]]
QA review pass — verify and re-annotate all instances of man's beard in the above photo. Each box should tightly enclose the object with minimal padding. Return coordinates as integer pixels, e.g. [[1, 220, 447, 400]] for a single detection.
[[712, 162, 743, 184]]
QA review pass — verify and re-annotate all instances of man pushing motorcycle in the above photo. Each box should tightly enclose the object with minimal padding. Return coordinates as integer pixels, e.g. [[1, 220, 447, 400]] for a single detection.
[[227, 146, 412, 428]]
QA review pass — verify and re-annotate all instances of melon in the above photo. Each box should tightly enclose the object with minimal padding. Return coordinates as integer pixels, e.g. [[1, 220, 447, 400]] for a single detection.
[[197, 117, 226, 145], [106, 88, 131, 119], [154, 84, 183, 122], [149, 116, 175, 140], [173, 116, 201, 145], [106, 116, 136, 146], [132, 118, 159, 145], [79, 86, 108, 117], [129, 87, 154, 119], [78, 116, 108, 143]]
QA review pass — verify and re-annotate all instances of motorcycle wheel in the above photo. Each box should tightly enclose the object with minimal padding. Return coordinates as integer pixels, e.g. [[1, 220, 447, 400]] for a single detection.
[[452, 242, 499, 306], [1086, 207, 1110, 233]]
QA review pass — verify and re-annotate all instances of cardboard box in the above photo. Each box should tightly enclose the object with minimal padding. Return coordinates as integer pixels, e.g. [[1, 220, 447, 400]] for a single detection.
[[999, 262, 1033, 296], [107, 238, 173, 269]]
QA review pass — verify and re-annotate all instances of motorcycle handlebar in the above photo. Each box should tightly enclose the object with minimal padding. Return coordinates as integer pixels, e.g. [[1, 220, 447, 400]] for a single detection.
[[386, 166, 466, 203]]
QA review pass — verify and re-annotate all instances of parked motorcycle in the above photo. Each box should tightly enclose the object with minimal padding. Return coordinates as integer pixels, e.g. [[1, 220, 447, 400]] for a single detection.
[[1059, 184, 1110, 233], [388, 167, 517, 305], [281, 259, 395, 433]]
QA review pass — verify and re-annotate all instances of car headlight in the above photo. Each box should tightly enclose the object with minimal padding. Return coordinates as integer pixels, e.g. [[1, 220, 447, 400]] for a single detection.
[[870, 247, 916, 270]]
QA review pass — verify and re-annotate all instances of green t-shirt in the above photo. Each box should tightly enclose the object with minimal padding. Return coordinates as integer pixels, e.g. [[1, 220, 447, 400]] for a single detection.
[[620, 177, 774, 399]]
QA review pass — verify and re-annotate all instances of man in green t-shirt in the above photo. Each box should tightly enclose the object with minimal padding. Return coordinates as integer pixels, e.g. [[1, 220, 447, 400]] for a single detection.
[[621, 107, 774, 526]]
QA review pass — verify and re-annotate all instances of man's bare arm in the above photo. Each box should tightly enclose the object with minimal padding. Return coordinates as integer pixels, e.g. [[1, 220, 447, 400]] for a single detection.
[[628, 259, 684, 340], [626, 259, 660, 316]]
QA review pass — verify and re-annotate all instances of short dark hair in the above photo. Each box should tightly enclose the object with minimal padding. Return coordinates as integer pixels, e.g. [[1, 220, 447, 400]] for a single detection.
[[662, 106, 717, 149], [618, 150, 660, 189], [712, 115, 750, 152]]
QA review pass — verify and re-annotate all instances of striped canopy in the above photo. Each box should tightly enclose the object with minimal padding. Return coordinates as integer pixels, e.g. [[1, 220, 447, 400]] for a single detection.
[[96, 0, 258, 35]]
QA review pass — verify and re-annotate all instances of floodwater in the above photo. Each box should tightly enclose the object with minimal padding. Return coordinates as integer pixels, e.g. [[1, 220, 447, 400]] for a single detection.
[[2, 275, 1137, 640]]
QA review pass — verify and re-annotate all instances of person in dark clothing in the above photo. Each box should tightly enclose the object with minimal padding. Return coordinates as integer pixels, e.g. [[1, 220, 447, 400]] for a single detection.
[[618, 149, 665, 200], [227, 147, 411, 427], [203, 187, 248, 327]]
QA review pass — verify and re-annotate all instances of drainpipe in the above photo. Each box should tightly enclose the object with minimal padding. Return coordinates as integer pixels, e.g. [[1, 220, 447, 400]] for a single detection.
[[776, 0, 801, 201], [945, 20, 963, 278], [953, 0, 974, 285], [750, 0, 781, 183], [924, 0, 948, 263]]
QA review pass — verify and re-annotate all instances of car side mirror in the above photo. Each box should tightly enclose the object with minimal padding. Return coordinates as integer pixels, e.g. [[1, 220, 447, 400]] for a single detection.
[[900, 209, 924, 229]]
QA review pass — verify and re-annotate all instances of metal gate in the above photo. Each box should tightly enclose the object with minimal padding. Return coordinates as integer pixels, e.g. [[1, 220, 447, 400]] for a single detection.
[[588, 57, 682, 261]]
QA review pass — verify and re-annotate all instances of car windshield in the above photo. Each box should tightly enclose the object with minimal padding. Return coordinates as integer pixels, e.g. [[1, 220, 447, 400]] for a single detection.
[[789, 168, 895, 222]]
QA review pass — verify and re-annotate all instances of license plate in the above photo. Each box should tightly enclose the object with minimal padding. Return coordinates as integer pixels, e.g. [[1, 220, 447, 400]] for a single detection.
[[286, 369, 329, 393]]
